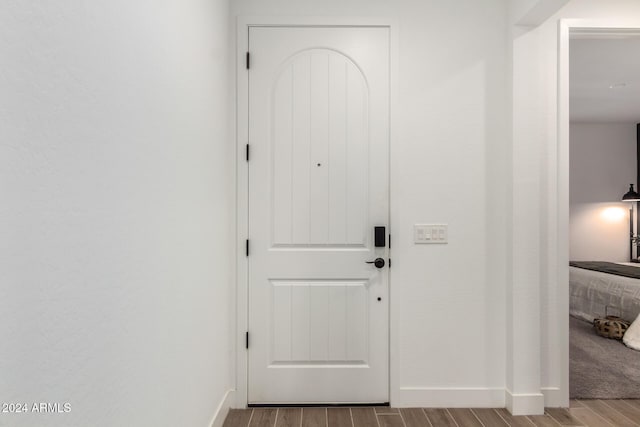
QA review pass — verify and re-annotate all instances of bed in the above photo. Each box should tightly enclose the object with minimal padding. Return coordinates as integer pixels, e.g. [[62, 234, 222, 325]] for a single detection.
[[570, 261, 640, 323]]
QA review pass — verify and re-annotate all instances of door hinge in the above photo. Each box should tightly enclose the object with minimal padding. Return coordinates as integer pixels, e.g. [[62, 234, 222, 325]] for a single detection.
[[246, 143, 250, 161], [246, 52, 250, 70], [388, 234, 391, 249], [389, 258, 392, 268], [246, 239, 249, 256], [245, 332, 249, 349]]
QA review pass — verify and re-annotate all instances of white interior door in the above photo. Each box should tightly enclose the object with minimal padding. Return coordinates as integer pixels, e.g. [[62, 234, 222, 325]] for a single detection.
[[247, 26, 390, 404]]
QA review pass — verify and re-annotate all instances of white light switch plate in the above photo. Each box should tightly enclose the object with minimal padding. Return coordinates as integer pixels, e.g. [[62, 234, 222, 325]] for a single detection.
[[414, 224, 448, 244]]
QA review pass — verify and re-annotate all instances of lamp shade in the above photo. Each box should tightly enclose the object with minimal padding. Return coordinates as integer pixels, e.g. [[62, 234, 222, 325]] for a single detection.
[[622, 184, 640, 201]]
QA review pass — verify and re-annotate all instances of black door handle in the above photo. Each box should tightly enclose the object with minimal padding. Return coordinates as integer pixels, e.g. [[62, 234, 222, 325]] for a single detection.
[[365, 258, 385, 268]]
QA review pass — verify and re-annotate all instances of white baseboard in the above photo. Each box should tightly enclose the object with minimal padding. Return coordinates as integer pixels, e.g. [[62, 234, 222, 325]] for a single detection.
[[541, 387, 568, 408], [505, 389, 545, 415], [393, 387, 505, 408], [209, 389, 235, 427]]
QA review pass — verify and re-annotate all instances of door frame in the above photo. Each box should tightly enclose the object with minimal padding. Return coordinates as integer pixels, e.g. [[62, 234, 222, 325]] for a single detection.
[[556, 19, 640, 408], [235, 16, 398, 408]]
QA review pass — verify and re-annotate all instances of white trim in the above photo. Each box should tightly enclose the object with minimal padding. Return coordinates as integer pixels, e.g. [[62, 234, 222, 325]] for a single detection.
[[541, 387, 563, 408], [555, 18, 571, 412], [234, 15, 397, 409], [394, 387, 505, 408], [558, 18, 640, 31], [554, 18, 640, 413], [235, 16, 250, 409], [388, 20, 400, 410], [209, 389, 235, 427], [505, 389, 544, 416]]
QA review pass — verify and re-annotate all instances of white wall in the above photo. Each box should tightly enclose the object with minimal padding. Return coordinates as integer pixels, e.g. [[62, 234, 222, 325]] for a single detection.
[[232, 0, 509, 407], [511, 0, 571, 26], [0, 1, 233, 426], [511, 0, 640, 411], [570, 123, 636, 261]]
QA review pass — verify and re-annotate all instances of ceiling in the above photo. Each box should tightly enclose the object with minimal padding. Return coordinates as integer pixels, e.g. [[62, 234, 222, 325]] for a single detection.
[[570, 36, 640, 123]]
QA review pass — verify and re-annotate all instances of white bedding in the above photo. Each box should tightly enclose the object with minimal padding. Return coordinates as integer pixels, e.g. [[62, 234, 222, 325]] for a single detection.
[[624, 313, 640, 350], [569, 265, 640, 322]]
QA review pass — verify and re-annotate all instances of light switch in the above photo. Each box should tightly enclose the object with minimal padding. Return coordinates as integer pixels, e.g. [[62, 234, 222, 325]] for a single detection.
[[414, 224, 448, 244]]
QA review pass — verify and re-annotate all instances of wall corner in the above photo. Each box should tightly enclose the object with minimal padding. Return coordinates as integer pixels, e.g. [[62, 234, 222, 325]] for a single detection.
[[209, 389, 236, 427]]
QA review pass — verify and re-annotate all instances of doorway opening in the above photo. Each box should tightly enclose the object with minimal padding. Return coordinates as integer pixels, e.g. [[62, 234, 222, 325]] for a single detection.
[[564, 27, 640, 399]]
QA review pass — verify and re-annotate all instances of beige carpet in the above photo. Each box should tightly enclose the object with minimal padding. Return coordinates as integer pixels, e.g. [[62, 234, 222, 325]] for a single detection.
[[570, 316, 640, 398]]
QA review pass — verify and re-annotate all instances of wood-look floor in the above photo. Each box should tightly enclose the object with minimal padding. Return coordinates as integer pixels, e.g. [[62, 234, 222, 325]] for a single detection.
[[223, 400, 640, 427]]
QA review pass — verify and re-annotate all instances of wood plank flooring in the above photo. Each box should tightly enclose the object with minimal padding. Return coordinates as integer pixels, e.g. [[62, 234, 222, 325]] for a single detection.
[[223, 401, 640, 427]]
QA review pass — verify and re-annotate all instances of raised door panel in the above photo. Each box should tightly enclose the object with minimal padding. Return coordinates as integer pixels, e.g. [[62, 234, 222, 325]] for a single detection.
[[271, 49, 368, 248]]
